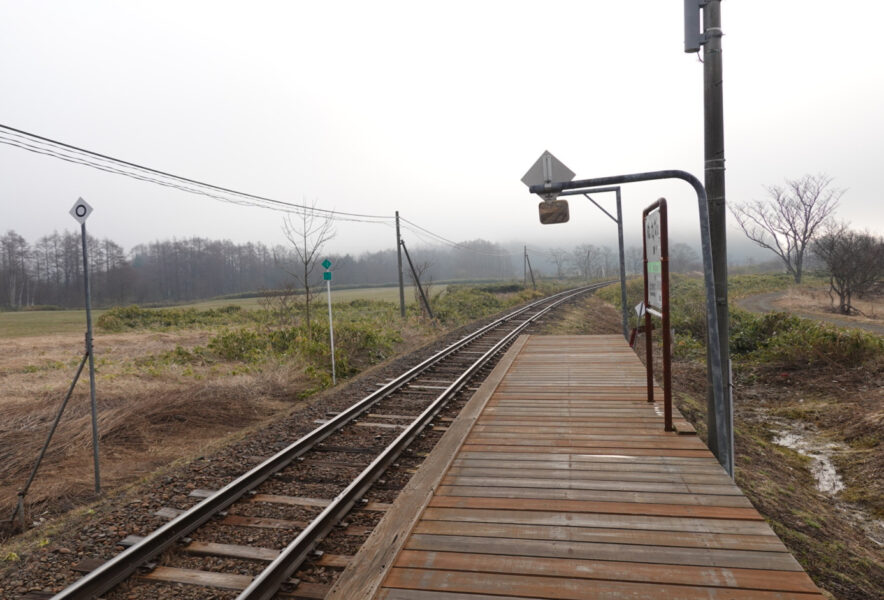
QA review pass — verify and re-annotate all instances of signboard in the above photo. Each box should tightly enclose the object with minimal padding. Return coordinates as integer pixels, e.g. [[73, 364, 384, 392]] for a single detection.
[[321, 259, 332, 269], [521, 150, 575, 200], [645, 209, 662, 308], [323, 271, 332, 281], [538, 200, 569, 224], [69, 197, 93, 224]]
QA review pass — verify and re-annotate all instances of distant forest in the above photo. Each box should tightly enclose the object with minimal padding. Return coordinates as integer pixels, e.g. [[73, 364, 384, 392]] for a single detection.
[[0, 229, 705, 310], [0, 230, 524, 309]]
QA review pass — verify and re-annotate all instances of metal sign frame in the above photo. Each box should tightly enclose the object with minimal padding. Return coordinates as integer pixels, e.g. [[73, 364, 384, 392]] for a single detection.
[[526, 167, 733, 477], [642, 199, 673, 432]]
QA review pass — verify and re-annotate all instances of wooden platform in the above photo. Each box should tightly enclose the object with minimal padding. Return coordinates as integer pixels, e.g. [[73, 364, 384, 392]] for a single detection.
[[329, 335, 826, 600]]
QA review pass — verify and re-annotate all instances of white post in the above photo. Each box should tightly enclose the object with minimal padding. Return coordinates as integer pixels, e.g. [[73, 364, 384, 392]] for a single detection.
[[327, 279, 336, 385]]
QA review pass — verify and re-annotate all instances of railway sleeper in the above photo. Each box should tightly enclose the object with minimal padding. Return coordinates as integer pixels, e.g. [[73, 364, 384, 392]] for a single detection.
[[115, 535, 352, 567]]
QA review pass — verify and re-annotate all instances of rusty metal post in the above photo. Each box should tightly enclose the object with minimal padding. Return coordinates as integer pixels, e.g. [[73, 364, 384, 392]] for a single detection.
[[659, 200, 673, 432], [643, 199, 673, 431]]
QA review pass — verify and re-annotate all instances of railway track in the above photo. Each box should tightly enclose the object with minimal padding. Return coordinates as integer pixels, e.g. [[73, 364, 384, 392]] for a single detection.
[[47, 283, 608, 600]]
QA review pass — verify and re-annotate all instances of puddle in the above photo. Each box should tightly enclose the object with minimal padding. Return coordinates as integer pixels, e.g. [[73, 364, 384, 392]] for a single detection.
[[769, 418, 884, 547], [771, 427, 845, 495]]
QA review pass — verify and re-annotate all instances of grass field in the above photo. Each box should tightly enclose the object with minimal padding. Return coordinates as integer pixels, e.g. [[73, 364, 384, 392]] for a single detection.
[[0, 285, 420, 338]]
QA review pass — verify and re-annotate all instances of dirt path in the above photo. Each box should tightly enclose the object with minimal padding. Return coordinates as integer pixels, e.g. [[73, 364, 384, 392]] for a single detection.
[[736, 290, 884, 336]]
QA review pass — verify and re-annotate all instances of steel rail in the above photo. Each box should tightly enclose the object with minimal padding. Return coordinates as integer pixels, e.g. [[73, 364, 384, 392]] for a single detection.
[[236, 284, 603, 599], [50, 284, 601, 600]]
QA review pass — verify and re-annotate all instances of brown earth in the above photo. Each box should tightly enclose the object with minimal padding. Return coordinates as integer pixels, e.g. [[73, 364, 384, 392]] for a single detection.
[[0, 324, 437, 536]]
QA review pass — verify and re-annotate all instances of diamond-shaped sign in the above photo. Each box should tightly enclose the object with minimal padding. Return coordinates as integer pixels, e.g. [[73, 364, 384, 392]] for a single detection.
[[69, 197, 93, 224], [521, 151, 575, 196], [321, 259, 332, 270]]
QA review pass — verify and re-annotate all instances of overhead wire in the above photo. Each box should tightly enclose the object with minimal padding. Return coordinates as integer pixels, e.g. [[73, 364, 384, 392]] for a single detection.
[[0, 124, 393, 223], [399, 217, 518, 258], [0, 124, 520, 249]]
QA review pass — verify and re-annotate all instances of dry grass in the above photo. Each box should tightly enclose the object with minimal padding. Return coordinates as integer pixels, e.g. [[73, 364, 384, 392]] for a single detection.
[[0, 328, 314, 530], [0, 305, 443, 536], [775, 287, 883, 322]]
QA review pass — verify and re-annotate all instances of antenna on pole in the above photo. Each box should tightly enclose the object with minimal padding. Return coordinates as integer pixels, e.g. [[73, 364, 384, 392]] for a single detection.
[[684, 0, 706, 53]]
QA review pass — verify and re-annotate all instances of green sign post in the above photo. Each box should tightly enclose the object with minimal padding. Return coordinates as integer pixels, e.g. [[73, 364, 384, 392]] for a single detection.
[[322, 259, 335, 384]]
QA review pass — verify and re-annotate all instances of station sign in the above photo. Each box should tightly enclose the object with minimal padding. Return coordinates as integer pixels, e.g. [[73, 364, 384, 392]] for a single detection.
[[645, 208, 662, 308]]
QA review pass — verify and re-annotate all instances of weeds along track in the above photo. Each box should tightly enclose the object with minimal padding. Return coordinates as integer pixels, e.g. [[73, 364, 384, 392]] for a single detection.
[[46, 284, 608, 600]]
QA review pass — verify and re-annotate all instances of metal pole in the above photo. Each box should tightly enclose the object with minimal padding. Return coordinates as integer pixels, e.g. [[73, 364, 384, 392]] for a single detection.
[[526, 253, 537, 289], [615, 189, 629, 340], [11, 353, 89, 525], [565, 186, 629, 339], [326, 279, 336, 385], [703, 0, 730, 472], [523, 245, 527, 285], [659, 200, 674, 432], [80, 222, 100, 494], [400, 240, 434, 320], [395, 211, 406, 318]]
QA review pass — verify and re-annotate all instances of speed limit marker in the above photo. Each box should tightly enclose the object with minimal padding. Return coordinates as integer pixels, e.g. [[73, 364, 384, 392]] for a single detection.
[[69, 197, 93, 224]]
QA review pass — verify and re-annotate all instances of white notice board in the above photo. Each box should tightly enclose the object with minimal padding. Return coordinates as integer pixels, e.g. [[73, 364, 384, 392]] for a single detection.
[[645, 209, 662, 309]]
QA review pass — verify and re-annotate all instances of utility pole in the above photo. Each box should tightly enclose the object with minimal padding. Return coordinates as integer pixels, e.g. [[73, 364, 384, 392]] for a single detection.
[[395, 211, 405, 318], [702, 1, 730, 468], [523, 245, 528, 285]]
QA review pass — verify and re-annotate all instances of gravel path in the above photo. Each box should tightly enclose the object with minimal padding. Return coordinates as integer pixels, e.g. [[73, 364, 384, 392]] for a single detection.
[[735, 291, 884, 336]]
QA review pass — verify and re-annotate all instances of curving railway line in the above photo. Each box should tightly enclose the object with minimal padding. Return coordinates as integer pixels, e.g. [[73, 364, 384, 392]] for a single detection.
[[48, 283, 610, 600]]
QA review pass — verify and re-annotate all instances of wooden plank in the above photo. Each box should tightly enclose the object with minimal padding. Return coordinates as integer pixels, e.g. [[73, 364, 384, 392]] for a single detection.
[[394, 550, 820, 593], [325, 335, 529, 600], [404, 533, 802, 571], [460, 444, 712, 457], [249, 493, 391, 512], [446, 465, 733, 484], [420, 506, 777, 535], [456, 451, 722, 466], [433, 485, 753, 508], [221, 514, 307, 529], [428, 495, 764, 520], [411, 520, 787, 552], [137, 567, 330, 598], [452, 456, 727, 473], [139, 566, 254, 590], [185, 540, 279, 561], [442, 473, 741, 494], [381, 568, 826, 600]]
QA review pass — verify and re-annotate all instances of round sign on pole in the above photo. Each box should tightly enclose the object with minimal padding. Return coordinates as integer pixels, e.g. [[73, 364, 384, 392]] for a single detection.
[[69, 197, 93, 224]]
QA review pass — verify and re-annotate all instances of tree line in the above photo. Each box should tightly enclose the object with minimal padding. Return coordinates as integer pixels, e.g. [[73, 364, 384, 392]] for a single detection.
[[0, 230, 522, 309]]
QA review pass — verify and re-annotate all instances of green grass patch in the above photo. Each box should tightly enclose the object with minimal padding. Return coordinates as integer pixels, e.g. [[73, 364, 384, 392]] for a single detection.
[[96, 305, 255, 332]]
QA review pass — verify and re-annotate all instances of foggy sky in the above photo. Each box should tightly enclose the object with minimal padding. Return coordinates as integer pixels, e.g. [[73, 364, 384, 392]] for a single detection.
[[1, 1, 881, 261]]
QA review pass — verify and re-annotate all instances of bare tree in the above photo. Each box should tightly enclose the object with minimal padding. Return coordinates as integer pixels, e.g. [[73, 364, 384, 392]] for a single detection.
[[813, 227, 884, 315], [572, 244, 598, 279], [548, 248, 569, 279], [625, 246, 643, 275], [670, 243, 700, 273], [281, 204, 336, 329], [729, 174, 842, 283]]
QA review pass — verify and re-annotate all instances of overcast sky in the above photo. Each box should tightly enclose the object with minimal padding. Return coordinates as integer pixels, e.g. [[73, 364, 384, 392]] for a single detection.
[[1, 1, 881, 262]]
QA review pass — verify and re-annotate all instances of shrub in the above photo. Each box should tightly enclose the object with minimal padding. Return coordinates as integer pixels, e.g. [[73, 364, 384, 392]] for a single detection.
[[433, 287, 504, 323], [97, 304, 252, 331]]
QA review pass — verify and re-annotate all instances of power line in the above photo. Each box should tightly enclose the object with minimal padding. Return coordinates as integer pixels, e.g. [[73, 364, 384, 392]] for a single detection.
[[0, 124, 394, 223], [399, 217, 517, 258]]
